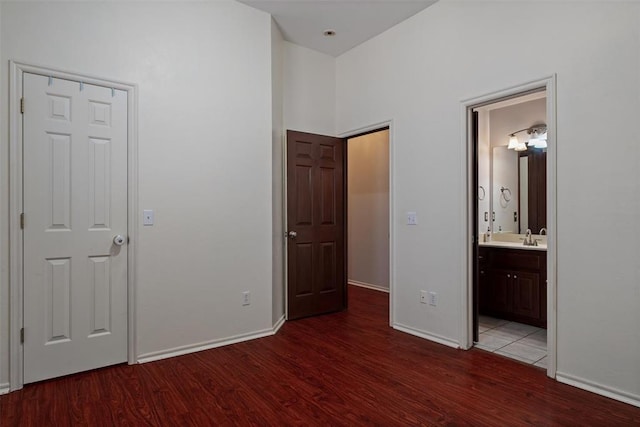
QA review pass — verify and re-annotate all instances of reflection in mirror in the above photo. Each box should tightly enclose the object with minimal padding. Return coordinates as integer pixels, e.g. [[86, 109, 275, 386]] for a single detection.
[[519, 156, 528, 233], [523, 150, 547, 233], [492, 146, 519, 233]]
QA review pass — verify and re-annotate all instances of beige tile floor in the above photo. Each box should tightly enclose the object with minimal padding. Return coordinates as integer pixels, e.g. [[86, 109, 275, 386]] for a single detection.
[[475, 315, 547, 368]]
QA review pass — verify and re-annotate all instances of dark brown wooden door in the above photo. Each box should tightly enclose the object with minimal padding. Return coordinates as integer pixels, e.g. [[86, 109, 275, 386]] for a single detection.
[[286, 130, 346, 320], [472, 111, 480, 342]]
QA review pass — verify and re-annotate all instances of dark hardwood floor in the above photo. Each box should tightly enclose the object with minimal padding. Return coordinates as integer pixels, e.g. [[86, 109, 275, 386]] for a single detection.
[[2, 285, 639, 426]]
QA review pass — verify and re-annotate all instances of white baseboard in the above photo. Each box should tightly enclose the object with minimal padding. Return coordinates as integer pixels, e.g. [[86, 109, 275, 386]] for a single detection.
[[137, 326, 277, 364], [0, 383, 10, 395], [272, 314, 286, 333], [393, 323, 460, 349], [348, 280, 389, 293], [556, 372, 640, 408]]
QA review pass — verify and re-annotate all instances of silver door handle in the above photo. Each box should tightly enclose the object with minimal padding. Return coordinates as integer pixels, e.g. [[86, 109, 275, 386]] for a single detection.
[[113, 235, 126, 246], [288, 231, 297, 239]]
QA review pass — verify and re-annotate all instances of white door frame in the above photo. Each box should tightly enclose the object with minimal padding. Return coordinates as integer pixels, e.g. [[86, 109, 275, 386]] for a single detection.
[[338, 120, 395, 326], [8, 61, 139, 391], [460, 76, 557, 378]]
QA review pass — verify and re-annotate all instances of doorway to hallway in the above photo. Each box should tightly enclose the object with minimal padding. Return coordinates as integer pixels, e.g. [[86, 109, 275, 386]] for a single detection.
[[346, 129, 390, 295], [285, 126, 392, 323]]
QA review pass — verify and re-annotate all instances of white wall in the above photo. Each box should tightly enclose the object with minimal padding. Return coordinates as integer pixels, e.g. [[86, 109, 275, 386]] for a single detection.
[[0, 1, 275, 383], [271, 20, 285, 325], [347, 130, 390, 290], [283, 42, 336, 135], [336, 0, 640, 404]]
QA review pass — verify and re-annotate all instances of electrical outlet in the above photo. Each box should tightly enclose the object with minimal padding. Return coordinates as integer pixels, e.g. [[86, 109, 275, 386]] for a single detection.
[[242, 291, 250, 306], [420, 290, 427, 304], [429, 292, 437, 306]]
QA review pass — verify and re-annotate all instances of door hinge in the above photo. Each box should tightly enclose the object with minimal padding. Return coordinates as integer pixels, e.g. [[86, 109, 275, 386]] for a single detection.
[[20, 328, 24, 344], [20, 213, 25, 229], [20, 98, 24, 114]]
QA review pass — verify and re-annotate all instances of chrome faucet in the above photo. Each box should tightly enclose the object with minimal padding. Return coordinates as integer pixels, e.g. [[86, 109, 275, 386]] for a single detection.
[[539, 228, 547, 236], [522, 228, 537, 246]]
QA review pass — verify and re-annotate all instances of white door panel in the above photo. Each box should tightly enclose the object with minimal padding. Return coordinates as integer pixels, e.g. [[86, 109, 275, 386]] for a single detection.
[[23, 73, 128, 383]]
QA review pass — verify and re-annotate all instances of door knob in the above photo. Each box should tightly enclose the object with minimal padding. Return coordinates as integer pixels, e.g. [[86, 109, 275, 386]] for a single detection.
[[113, 235, 126, 246], [288, 231, 297, 239]]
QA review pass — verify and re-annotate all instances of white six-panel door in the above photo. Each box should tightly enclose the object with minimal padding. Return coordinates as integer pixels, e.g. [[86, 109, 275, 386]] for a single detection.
[[23, 73, 128, 383]]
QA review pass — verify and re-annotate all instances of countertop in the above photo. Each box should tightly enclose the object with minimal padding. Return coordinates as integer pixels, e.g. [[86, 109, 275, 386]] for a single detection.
[[479, 240, 547, 251]]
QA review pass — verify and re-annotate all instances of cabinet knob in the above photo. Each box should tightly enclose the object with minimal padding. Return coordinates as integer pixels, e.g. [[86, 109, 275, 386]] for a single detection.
[[514, 275, 517, 279], [507, 274, 511, 278]]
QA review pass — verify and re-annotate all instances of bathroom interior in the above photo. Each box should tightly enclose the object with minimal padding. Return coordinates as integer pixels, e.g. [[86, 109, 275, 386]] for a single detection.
[[474, 90, 548, 368]]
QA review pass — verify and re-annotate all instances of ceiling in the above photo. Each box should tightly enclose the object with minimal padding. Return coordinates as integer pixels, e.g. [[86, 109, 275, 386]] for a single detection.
[[238, 0, 438, 57]]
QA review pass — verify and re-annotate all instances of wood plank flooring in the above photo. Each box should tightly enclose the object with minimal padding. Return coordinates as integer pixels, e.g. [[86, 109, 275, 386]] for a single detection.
[[2, 285, 639, 426]]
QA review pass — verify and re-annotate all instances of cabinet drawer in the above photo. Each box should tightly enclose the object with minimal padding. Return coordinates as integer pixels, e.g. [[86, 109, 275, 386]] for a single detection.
[[491, 249, 542, 271], [478, 247, 490, 267]]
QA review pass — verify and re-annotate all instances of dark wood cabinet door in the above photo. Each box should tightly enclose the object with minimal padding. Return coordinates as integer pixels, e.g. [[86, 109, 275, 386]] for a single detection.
[[478, 268, 490, 313], [287, 130, 346, 320], [478, 247, 546, 327], [488, 269, 511, 314], [512, 271, 541, 319]]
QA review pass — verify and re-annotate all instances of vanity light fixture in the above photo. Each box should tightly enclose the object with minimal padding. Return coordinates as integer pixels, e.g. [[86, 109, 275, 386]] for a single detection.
[[507, 124, 547, 151]]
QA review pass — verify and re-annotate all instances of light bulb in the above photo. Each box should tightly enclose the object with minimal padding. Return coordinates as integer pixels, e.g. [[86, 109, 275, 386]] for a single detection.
[[529, 131, 548, 148], [515, 141, 528, 151], [507, 135, 519, 149], [531, 139, 547, 148]]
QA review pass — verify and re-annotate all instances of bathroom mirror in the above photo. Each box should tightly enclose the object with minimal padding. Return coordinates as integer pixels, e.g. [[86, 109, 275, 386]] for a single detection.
[[476, 93, 547, 236], [487, 147, 546, 234], [492, 146, 519, 233]]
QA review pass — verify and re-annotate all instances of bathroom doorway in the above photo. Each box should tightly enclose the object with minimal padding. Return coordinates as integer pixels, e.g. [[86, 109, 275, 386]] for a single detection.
[[464, 78, 557, 377]]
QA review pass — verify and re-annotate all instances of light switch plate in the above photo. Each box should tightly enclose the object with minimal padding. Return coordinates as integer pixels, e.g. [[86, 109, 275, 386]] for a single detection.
[[407, 211, 417, 225], [143, 209, 154, 226]]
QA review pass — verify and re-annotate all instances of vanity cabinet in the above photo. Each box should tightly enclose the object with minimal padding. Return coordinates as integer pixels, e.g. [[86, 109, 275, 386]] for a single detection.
[[478, 246, 546, 328]]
